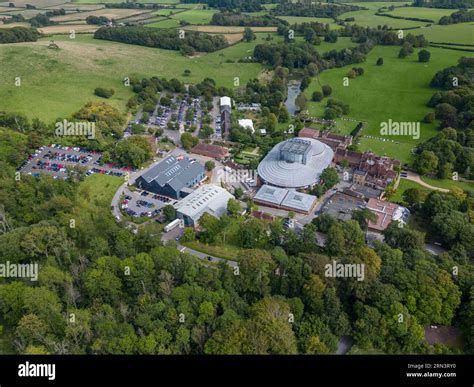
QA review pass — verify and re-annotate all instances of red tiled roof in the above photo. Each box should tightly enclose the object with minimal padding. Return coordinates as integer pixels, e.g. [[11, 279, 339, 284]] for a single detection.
[[191, 143, 229, 159], [367, 198, 400, 231]]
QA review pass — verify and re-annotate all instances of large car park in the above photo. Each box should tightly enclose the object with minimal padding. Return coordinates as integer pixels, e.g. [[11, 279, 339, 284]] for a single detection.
[[19, 144, 132, 179], [119, 188, 177, 219]]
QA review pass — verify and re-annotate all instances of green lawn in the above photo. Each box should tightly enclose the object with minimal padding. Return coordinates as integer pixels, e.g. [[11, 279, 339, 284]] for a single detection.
[[0, 33, 267, 122], [391, 178, 430, 203], [182, 240, 243, 261], [72, 173, 124, 232], [420, 176, 474, 193], [304, 45, 474, 163]]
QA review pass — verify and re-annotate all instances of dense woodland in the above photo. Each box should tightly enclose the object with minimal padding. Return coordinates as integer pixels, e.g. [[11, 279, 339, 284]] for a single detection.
[[181, 0, 271, 12], [0, 125, 472, 353], [439, 9, 474, 24], [413, 0, 474, 8], [211, 12, 282, 26], [271, 2, 363, 18], [94, 26, 228, 54]]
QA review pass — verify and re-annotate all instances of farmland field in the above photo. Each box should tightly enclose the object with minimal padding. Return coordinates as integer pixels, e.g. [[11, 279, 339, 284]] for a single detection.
[[38, 24, 99, 34], [386, 6, 455, 22], [341, 9, 430, 28], [184, 25, 278, 33], [144, 18, 181, 28], [419, 23, 474, 45], [171, 8, 218, 25], [50, 8, 149, 22], [304, 45, 474, 163], [0, 0, 64, 6], [349, 2, 412, 10], [0, 33, 269, 122]]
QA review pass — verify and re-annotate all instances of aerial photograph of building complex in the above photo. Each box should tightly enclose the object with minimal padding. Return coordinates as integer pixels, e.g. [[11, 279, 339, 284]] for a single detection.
[[0, 0, 472, 384]]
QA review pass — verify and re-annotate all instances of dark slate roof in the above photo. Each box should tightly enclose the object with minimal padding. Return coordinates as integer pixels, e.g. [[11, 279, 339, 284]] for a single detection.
[[140, 156, 205, 191]]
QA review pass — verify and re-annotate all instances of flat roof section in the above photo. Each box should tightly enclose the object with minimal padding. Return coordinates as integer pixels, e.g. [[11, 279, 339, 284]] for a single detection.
[[253, 184, 288, 206], [281, 190, 317, 213], [280, 138, 311, 155]]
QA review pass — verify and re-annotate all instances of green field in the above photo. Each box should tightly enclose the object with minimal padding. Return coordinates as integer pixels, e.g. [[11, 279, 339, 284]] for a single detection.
[[152, 8, 187, 16], [421, 176, 474, 193], [349, 2, 412, 11], [171, 8, 218, 25], [386, 6, 455, 23], [391, 178, 430, 203], [304, 45, 474, 163], [182, 240, 243, 261], [144, 18, 181, 28], [276, 15, 343, 29], [0, 33, 268, 122], [419, 23, 474, 45], [341, 8, 429, 28]]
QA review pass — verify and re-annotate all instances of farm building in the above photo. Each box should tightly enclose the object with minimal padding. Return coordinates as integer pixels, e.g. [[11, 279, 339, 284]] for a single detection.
[[174, 184, 234, 226], [135, 156, 205, 199]]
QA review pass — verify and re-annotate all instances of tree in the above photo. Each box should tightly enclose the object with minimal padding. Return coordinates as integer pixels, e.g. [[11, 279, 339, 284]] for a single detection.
[[423, 112, 435, 123], [94, 87, 115, 99], [300, 76, 311, 91], [398, 43, 413, 58], [352, 208, 377, 231], [238, 218, 268, 248], [234, 187, 244, 199], [180, 133, 199, 150], [243, 27, 256, 42], [113, 136, 152, 168], [199, 125, 214, 139], [312, 91, 323, 102], [238, 249, 275, 298], [324, 30, 338, 43], [205, 160, 215, 171], [326, 223, 345, 256], [181, 227, 195, 242], [322, 85, 332, 97], [162, 205, 176, 222], [244, 297, 297, 354], [295, 93, 307, 111], [227, 198, 241, 217], [418, 49, 431, 63], [414, 150, 438, 175], [376, 57, 384, 66]]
